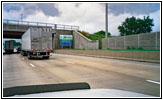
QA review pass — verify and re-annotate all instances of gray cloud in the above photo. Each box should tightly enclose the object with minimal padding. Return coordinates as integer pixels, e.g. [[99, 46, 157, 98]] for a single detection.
[[3, 3, 22, 11], [36, 3, 59, 16], [3, 3, 160, 18], [108, 3, 160, 15], [3, 3, 59, 19]]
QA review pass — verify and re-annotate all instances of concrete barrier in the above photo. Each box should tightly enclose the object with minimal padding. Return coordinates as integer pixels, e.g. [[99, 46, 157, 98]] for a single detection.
[[54, 50, 160, 63]]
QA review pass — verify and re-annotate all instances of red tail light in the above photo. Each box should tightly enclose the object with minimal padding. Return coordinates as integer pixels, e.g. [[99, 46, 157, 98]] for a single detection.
[[32, 50, 37, 53], [48, 48, 51, 52], [32, 49, 37, 53]]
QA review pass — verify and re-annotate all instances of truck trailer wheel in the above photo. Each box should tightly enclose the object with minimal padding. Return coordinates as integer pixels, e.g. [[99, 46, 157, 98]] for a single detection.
[[21, 51, 25, 56], [21, 51, 23, 56], [43, 56, 50, 59]]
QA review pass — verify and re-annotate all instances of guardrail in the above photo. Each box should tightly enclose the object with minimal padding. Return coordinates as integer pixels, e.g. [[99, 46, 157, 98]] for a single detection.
[[3, 19, 79, 30]]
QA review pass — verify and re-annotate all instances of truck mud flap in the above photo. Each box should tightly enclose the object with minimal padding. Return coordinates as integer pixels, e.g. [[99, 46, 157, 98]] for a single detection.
[[3, 82, 90, 97]]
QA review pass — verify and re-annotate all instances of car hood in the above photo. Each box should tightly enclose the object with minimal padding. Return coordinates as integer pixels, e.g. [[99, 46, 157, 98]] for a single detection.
[[12, 89, 154, 98]]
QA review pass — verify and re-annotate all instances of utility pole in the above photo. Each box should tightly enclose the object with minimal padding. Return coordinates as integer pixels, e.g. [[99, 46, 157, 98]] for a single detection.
[[20, 14, 23, 22], [105, 3, 108, 38]]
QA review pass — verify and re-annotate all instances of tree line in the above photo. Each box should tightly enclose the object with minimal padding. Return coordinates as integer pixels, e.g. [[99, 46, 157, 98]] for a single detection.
[[79, 15, 154, 39]]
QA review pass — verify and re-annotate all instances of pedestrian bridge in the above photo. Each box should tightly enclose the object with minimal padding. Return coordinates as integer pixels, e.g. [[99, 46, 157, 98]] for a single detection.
[[3, 19, 79, 39]]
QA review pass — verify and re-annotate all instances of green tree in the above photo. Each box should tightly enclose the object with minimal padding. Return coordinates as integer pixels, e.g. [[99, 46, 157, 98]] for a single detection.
[[88, 30, 111, 49], [118, 16, 154, 36]]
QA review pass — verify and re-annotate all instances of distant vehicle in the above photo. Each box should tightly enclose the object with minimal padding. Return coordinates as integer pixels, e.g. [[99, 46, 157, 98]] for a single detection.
[[21, 27, 52, 59], [4, 40, 14, 54]]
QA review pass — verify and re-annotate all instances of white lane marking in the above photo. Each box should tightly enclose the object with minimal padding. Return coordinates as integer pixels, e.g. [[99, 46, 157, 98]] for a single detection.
[[66, 61, 75, 64], [146, 80, 160, 85], [30, 64, 35, 67]]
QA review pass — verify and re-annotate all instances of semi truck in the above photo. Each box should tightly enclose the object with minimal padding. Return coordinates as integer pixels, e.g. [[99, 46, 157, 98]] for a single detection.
[[21, 27, 52, 59], [4, 40, 14, 54]]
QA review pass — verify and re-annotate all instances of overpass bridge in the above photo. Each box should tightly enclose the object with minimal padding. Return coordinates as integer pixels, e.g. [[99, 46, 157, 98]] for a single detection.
[[3, 19, 79, 39], [3, 19, 99, 49]]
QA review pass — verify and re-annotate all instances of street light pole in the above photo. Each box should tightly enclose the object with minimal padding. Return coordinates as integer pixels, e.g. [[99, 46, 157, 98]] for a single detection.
[[20, 14, 23, 24], [21, 14, 23, 21], [105, 3, 108, 39]]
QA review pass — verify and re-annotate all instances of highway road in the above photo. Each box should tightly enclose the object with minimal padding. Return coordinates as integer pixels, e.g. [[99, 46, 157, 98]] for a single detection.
[[3, 53, 160, 97]]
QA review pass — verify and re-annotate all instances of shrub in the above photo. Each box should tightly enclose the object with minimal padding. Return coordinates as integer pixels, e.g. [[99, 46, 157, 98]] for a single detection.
[[138, 47, 143, 50], [127, 46, 130, 49], [131, 46, 135, 49]]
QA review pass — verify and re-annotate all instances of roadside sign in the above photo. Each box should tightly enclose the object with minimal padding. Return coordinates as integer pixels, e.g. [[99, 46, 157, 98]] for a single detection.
[[59, 35, 73, 47]]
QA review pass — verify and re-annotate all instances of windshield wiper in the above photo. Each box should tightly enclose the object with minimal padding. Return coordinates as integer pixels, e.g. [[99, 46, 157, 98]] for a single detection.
[[3, 82, 90, 97]]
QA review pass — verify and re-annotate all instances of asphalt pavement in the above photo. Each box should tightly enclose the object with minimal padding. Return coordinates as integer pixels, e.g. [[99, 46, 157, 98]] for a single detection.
[[3, 53, 160, 97]]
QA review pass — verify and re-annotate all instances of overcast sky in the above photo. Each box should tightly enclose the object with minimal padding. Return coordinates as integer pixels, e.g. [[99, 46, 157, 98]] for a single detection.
[[3, 3, 160, 36]]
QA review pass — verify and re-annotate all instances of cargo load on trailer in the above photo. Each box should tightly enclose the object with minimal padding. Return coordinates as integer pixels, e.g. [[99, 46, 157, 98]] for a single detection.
[[4, 40, 14, 54], [21, 27, 52, 59]]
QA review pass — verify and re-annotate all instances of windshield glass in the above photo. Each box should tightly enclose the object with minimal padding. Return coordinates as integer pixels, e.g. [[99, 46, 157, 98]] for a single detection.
[[2, 2, 160, 98]]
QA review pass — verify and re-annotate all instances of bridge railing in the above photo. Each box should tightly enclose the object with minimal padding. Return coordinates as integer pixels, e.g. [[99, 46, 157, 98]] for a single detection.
[[3, 19, 79, 30]]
